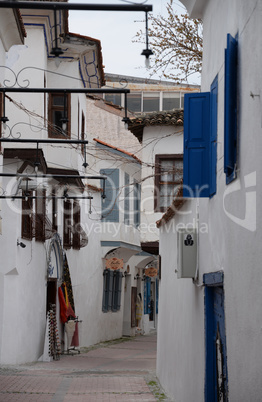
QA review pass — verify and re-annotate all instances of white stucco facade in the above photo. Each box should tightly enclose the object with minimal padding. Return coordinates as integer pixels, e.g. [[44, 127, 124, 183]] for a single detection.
[[0, 5, 147, 365], [157, 1, 262, 401]]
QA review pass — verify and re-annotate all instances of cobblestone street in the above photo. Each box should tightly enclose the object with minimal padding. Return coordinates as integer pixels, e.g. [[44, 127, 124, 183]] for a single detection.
[[0, 332, 169, 401]]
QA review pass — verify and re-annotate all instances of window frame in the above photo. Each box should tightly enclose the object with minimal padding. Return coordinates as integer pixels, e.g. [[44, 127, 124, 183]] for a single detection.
[[48, 93, 71, 138], [72, 200, 81, 250], [63, 199, 72, 249], [224, 33, 238, 184], [102, 269, 122, 313], [154, 154, 183, 212], [21, 191, 33, 240], [35, 189, 46, 242]]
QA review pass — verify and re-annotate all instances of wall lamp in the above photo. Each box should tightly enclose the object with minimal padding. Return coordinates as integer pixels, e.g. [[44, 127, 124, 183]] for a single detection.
[[17, 241, 26, 248], [134, 273, 140, 280]]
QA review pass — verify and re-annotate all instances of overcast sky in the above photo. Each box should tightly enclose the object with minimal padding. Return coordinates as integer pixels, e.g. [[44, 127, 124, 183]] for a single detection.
[[68, 0, 187, 82]]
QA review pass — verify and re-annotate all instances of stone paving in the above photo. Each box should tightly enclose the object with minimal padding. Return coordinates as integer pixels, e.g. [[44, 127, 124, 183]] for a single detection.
[[0, 332, 168, 402]]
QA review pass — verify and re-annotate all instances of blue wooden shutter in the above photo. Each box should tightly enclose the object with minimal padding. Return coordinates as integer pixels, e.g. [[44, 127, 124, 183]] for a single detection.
[[210, 76, 218, 197], [134, 182, 141, 227], [224, 33, 238, 184], [124, 172, 130, 224], [183, 92, 211, 197], [102, 269, 110, 312], [107, 270, 114, 311], [144, 277, 151, 314], [100, 169, 119, 222], [112, 271, 122, 312]]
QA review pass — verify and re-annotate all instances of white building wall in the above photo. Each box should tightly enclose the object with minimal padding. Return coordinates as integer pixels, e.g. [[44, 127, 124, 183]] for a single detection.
[[157, 0, 262, 400], [140, 126, 183, 243]]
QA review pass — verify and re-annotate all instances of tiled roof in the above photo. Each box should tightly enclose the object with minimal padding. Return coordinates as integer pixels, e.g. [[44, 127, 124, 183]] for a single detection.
[[94, 138, 141, 164], [128, 109, 184, 142]]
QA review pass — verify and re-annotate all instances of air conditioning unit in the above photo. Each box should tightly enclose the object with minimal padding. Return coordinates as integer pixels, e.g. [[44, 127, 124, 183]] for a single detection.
[[177, 228, 197, 278]]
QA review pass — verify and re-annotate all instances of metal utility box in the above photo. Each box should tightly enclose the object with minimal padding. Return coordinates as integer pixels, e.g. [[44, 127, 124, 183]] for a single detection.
[[177, 228, 197, 278]]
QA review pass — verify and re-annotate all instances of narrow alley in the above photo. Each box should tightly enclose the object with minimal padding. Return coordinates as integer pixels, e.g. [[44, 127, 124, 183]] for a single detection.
[[0, 332, 168, 402]]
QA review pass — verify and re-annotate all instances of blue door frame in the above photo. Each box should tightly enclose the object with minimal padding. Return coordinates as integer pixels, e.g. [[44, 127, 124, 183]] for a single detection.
[[204, 271, 229, 402]]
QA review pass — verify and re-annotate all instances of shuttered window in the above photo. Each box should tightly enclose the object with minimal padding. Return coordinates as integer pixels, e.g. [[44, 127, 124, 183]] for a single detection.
[[224, 33, 238, 184], [100, 169, 119, 222], [102, 269, 122, 313], [112, 271, 122, 312], [183, 92, 211, 197], [183, 75, 218, 198], [210, 76, 218, 197]]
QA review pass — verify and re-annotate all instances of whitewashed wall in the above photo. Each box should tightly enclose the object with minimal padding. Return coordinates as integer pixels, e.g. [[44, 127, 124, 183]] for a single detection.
[[140, 126, 183, 243], [157, 0, 262, 400]]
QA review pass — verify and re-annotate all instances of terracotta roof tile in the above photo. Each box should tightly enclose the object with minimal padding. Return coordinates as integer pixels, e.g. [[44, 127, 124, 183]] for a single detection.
[[128, 109, 184, 142], [94, 138, 141, 164]]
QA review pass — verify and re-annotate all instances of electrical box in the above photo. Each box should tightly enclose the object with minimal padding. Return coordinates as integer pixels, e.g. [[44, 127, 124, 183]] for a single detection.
[[177, 228, 197, 278]]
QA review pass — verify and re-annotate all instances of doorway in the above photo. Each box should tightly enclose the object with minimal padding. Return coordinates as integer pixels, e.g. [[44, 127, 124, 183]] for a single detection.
[[204, 272, 228, 401]]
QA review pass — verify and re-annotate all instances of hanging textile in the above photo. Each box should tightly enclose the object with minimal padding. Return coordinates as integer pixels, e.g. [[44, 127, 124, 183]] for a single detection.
[[63, 253, 75, 312], [58, 284, 75, 324]]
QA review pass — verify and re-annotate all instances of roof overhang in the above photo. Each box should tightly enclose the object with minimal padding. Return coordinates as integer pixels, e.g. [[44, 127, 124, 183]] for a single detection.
[[179, 0, 208, 18]]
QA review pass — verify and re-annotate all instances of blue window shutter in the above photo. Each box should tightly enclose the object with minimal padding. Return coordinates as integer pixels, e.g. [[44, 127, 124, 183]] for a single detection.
[[183, 92, 211, 197], [107, 270, 114, 310], [124, 172, 130, 224], [224, 33, 238, 184], [210, 76, 218, 197], [144, 277, 151, 314], [102, 269, 110, 312], [100, 169, 119, 222]]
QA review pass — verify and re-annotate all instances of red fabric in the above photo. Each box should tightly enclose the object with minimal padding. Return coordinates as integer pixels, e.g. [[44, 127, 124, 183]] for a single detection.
[[71, 321, 79, 347], [58, 287, 75, 324]]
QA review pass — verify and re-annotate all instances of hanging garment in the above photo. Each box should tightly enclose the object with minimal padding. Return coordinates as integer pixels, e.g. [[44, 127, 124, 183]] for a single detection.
[[71, 321, 79, 347], [136, 296, 143, 321], [63, 254, 75, 311], [65, 320, 76, 347], [58, 285, 75, 323]]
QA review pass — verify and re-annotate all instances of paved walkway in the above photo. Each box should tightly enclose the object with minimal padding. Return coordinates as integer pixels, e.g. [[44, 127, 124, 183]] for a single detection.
[[0, 332, 168, 401]]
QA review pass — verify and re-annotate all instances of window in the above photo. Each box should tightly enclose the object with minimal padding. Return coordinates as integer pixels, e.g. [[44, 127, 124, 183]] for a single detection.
[[21, 191, 33, 240], [35, 189, 46, 242], [48, 93, 71, 138], [183, 75, 218, 198], [63, 199, 82, 249], [143, 92, 160, 112], [163, 92, 180, 110], [155, 155, 183, 212], [100, 169, 119, 222], [63, 199, 72, 249], [104, 93, 121, 107], [102, 269, 122, 312], [127, 93, 141, 112], [124, 173, 130, 224], [72, 201, 80, 250], [224, 33, 238, 184], [21, 190, 48, 241], [52, 189, 58, 232]]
